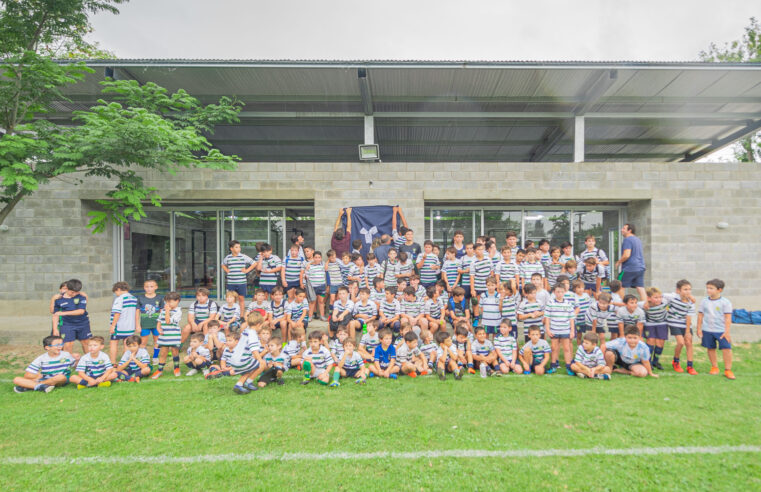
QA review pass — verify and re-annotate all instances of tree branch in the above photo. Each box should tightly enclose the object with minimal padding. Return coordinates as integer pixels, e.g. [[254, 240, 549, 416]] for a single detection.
[[0, 191, 26, 226]]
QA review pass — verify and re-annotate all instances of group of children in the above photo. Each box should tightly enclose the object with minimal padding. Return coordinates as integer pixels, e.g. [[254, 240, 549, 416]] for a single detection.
[[12, 232, 737, 394]]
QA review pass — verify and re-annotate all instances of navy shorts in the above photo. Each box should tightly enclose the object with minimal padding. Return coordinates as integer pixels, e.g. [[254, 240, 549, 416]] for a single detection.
[[60, 325, 92, 342], [530, 361, 545, 372], [576, 323, 590, 334], [669, 325, 692, 337], [285, 281, 300, 292], [620, 269, 645, 288], [110, 332, 132, 341], [260, 285, 276, 294], [550, 332, 570, 339], [645, 324, 668, 341], [329, 285, 340, 295], [382, 320, 401, 332], [272, 320, 285, 331], [484, 325, 499, 335], [584, 282, 597, 291], [701, 331, 731, 350], [226, 283, 247, 298], [421, 282, 437, 290], [607, 350, 632, 370], [140, 327, 159, 337], [313, 285, 326, 296], [344, 367, 362, 378]]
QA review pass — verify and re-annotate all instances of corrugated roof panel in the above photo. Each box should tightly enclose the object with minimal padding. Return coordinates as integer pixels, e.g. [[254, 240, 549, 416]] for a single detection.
[[699, 70, 761, 97]]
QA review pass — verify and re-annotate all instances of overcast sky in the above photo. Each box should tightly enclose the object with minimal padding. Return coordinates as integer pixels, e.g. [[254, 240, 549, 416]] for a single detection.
[[89, 0, 758, 61]]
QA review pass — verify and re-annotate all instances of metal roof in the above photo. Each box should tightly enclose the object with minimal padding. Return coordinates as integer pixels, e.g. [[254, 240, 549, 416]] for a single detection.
[[51, 59, 761, 162]]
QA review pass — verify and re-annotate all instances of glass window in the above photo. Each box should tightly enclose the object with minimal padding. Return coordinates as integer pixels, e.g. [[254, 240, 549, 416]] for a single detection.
[[524, 210, 570, 247], [573, 209, 619, 273], [483, 210, 522, 246], [123, 211, 171, 296], [286, 207, 315, 252], [174, 211, 219, 299], [428, 209, 477, 246]]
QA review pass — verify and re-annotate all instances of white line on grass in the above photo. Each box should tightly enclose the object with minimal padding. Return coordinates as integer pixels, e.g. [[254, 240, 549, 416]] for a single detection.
[[2, 445, 759, 465]]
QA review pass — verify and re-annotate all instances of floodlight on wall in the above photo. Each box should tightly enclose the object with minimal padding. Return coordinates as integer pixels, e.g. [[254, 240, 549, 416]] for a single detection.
[[358, 144, 380, 162]]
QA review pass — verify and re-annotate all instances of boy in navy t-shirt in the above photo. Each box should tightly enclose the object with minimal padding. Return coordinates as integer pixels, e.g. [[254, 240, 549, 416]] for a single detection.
[[370, 329, 399, 379], [52, 279, 92, 355]]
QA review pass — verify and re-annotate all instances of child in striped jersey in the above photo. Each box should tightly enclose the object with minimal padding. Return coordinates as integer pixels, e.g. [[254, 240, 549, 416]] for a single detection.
[[544, 283, 577, 375], [479, 277, 502, 339], [336, 337, 368, 384], [232, 313, 266, 393], [441, 247, 461, 294], [544, 246, 564, 290], [395, 278, 407, 302], [205, 332, 241, 380], [453, 323, 475, 373], [579, 257, 602, 297], [397, 251, 415, 284], [495, 246, 518, 293], [531, 273, 551, 309], [287, 288, 310, 335], [559, 242, 574, 265], [359, 320, 381, 362], [329, 286, 354, 337], [616, 294, 646, 339], [410, 275, 427, 302], [267, 288, 288, 338], [469, 242, 493, 298], [349, 288, 378, 337], [184, 333, 212, 377], [221, 240, 255, 315], [608, 280, 626, 308], [471, 327, 498, 377], [493, 321, 520, 374], [537, 239, 551, 267], [184, 287, 219, 344], [396, 331, 428, 377], [256, 243, 282, 299], [435, 330, 462, 381], [325, 250, 343, 306], [498, 282, 519, 339], [282, 243, 305, 294], [338, 252, 353, 287], [639, 287, 669, 370], [458, 243, 476, 298], [257, 338, 287, 388], [424, 286, 446, 334], [665, 279, 697, 374], [572, 280, 593, 346], [370, 277, 386, 308], [486, 241, 501, 271], [561, 259, 578, 283], [282, 326, 306, 370], [348, 280, 360, 304], [219, 290, 241, 334], [379, 287, 402, 334], [347, 253, 367, 289], [109, 282, 139, 364], [13, 335, 75, 393], [116, 335, 152, 382], [364, 253, 382, 287], [400, 286, 428, 331], [329, 327, 349, 362], [419, 330, 437, 370], [301, 330, 337, 386], [246, 289, 271, 318], [151, 292, 183, 379], [416, 240, 441, 289], [381, 248, 400, 288], [518, 284, 544, 341], [305, 251, 327, 322], [585, 292, 619, 345], [571, 332, 611, 380], [519, 326, 551, 375], [71, 336, 116, 389], [203, 320, 226, 362], [518, 248, 545, 292]]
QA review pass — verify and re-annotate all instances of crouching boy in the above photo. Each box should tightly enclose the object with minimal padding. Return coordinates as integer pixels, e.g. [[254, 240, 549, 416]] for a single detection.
[[571, 332, 611, 380]]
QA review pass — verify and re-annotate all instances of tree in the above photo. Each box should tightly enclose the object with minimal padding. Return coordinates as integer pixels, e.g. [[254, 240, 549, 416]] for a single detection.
[[0, 0, 242, 231], [700, 17, 761, 162]]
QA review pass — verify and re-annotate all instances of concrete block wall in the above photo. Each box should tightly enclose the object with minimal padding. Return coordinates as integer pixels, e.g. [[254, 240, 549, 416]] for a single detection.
[[1, 162, 760, 310]]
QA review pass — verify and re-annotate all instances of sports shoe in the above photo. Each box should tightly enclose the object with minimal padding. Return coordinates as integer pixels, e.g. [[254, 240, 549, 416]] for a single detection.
[[596, 373, 611, 380], [97, 381, 111, 388], [368, 372, 375, 378], [480, 364, 487, 378], [389, 373, 397, 380], [566, 368, 575, 376], [244, 382, 258, 391], [467, 367, 476, 375], [13, 385, 30, 393], [438, 366, 446, 381], [576, 372, 587, 379], [686, 366, 698, 376], [724, 370, 736, 380], [672, 361, 684, 373], [43, 384, 55, 393], [277, 378, 285, 385], [300, 378, 310, 385], [186, 369, 198, 376], [133, 377, 141, 383], [329, 381, 340, 387], [173, 368, 181, 377], [35, 383, 54, 393], [150, 370, 163, 380], [709, 366, 720, 375], [420, 370, 428, 376], [547, 367, 556, 374], [523, 370, 531, 375], [233, 384, 250, 394], [202, 368, 210, 377], [355, 377, 365, 384], [205, 370, 223, 380], [492, 369, 502, 377], [454, 368, 463, 380], [408, 371, 417, 378], [77, 384, 87, 390], [653, 361, 664, 371]]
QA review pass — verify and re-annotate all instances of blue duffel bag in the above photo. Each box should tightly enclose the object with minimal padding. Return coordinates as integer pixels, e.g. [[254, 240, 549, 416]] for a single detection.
[[732, 309, 751, 324], [751, 311, 761, 325]]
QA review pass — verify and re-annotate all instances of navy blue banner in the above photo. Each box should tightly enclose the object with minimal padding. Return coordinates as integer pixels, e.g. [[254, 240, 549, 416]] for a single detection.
[[341, 205, 399, 258]]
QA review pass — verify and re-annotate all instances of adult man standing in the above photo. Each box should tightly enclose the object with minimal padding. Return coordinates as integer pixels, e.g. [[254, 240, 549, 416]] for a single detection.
[[615, 223, 646, 300], [331, 208, 352, 257], [373, 234, 393, 264]]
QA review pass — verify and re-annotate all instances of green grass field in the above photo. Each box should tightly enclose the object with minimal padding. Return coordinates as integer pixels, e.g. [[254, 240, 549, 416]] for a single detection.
[[1, 342, 760, 491]]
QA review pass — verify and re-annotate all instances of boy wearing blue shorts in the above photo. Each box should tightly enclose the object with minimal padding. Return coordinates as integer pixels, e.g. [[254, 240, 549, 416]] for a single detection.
[[639, 287, 669, 370], [697, 278, 734, 379], [544, 283, 576, 375], [109, 281, 138, 364], [305, 251, 327, 321], [256, 243, 282, 298], [519, 326, 550, 375], [52, 279, 91, 356], [136, 279, 164, 362], [282, 243, 305, 295], [337, 338, 368, 383], [13, 335, 75, 393], [479, 277, 502, 340], [221, 239, 255, 315]]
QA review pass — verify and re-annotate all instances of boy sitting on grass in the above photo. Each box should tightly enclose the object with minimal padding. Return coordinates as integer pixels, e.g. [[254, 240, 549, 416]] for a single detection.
[[395, 330, 428, 378], [519, 326, 550, 375], [603, 324, 658, 378], [116, 335, 152, 382], [71, 336, 117, 389], [471, 326, 498, 377], [14, 335, 75, 393], [258, 338, 287, 388], [184, 333, 212, 377], [571, 332, 611, 380], [337, 337, 368, 384], [494, 321, 520, 374], [435, 330, 462, 381], [301, 330, 336, 387], [370, 329, 399, 380]]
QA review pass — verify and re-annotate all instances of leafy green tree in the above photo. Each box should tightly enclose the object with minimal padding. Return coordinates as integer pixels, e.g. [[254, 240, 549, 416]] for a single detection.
[[0, 0, 242, 231], [700, 17, 761, 162]]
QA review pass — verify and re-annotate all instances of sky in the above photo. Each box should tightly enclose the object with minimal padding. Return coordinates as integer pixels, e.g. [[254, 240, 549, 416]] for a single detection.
[[88, 0, 758, 61]]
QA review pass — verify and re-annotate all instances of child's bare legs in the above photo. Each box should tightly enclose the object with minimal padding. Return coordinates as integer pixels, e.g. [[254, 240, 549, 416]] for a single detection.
[[109, 339, 119, 364], [237, 294, 246, 319], [417, 317, 429, 331], [629, 363, 647, 377], [315, 295, 325, 319], [520, 350, 533, 372], [570, 362, 592, 377], [157, 346, 168, 366], [550, 338, 559, 366], [13, 373, 66, 389], [347, 320, 359, 339], [722, 348, 732, 371], [171, 347, 180, 367], [562, 339, 572, 368]]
